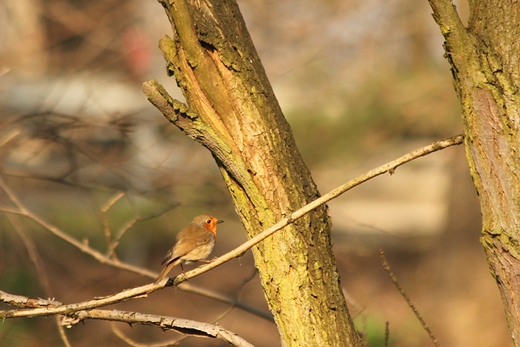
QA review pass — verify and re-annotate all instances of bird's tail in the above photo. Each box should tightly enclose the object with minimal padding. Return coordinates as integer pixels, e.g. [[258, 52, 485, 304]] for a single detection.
[[154, 261, 178, 283]]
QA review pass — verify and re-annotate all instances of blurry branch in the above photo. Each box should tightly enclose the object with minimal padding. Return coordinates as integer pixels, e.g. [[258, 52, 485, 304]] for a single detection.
[[205, 269, 260, 329], [0, 129, 21, 148], [6, 215, 72, 347], [7, 215, 51, 294], [234, 268, 259, 299], [163, 134, 465, 287], [112, 324, 150, 347], [380, 250, 440, 347], [384, 321, 390, 347], [0, 175, 157, 277], [179, 282, 272, 321], [101, 190, 127, 260], [57, 324, 73, 347], [112, 323, 181, 347], [112, 206, 140, 252]]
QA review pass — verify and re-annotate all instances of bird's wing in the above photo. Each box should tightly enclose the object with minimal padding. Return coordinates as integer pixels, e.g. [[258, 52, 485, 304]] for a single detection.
[[161, 229, 214, 265], [160, 246, 176, 265]]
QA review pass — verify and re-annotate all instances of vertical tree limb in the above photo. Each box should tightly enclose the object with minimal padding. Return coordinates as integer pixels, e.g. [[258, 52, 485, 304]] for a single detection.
[[427, 0, 520, 344], [144, 0, 363, 345]]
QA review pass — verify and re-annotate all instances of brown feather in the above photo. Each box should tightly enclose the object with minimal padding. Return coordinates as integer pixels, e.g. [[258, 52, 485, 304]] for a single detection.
[[154, 214, 222, 283]]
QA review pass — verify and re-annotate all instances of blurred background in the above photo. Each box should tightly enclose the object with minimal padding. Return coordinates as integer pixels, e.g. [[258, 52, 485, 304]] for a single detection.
[[0, 0, 511, 346]]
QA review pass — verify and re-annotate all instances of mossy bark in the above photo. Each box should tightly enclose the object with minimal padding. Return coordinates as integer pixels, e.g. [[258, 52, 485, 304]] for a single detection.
[[428, 0, 520, 344], [143, 0, 363, 346]]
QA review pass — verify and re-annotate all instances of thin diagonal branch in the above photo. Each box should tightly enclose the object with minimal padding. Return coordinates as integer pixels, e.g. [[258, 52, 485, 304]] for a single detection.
[[166, 135, 464, 286], [380, 250, 440, 347]]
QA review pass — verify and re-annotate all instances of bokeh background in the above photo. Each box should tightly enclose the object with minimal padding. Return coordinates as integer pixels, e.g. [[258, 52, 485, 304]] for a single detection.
[[0, 0, 511, 346]]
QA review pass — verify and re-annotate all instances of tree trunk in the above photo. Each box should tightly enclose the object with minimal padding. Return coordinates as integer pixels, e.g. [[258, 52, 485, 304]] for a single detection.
[[427, 0, 520, 344], [143, 0, 363, 346]]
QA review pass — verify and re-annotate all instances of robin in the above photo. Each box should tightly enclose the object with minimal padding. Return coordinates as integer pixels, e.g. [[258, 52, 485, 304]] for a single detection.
[[155, 214, 223, 283]]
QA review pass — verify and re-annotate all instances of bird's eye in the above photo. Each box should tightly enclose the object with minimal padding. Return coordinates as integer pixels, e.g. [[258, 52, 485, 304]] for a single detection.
[[206, 219, 211, 224]]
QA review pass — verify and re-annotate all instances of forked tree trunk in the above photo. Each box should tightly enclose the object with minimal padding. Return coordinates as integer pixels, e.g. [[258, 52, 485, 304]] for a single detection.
[[428, 0, 520, 345], [143, 0, 363, 346]]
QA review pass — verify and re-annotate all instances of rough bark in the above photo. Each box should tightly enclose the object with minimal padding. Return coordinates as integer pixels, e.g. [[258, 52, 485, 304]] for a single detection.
[[427, 0, 520, 344], [143, 0, 363, 346]]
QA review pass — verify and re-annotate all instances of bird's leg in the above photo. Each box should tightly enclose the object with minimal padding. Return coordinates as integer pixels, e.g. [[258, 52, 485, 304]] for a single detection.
[[179, 263, 189, 281]]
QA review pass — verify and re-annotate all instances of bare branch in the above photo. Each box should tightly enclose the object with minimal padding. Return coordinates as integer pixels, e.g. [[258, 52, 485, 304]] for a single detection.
[[384, 321, 390, 347], [0, 282, 161, 318], [113, 215, 139, 249], [7, 215, 72, 347], [0, 290, 254, 347], [57, 322, 73, 347], [179, 281, 273, 321], [0, 176, 122, 270], [101, 190, 126, 260], [7, 214, 52, 294], [112, 324, 150, 347], [427, 0, 465, 34], [112, 323, 181, 347], [0, 290, 63, 308], [61, 309, 255, 347]]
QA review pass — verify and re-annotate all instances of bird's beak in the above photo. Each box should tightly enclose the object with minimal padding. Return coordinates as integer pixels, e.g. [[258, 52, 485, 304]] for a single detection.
[[217, 220, 224, 224]]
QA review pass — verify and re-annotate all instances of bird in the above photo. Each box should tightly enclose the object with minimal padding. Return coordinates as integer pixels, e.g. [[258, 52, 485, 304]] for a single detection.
[[154, 214, 223, 283]]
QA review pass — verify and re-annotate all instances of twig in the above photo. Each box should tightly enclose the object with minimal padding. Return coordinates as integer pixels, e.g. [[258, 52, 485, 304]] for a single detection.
[[7, 215, 52, 294], [111, 324, 147, 347], [0, 290, 63, 308], [112, 322, 192, 347], [6, 215, 72, 347], [380, 250, 440, 347], [101, 190, 126, 260], [112, 323, 178, 347], [56, 321, 73, 347], [385, 321, 390, 347], [234, 268, 258, 299], [113, 215, 138, 248], [0, 128, 21, 148], [0, 176, 122, 270]]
